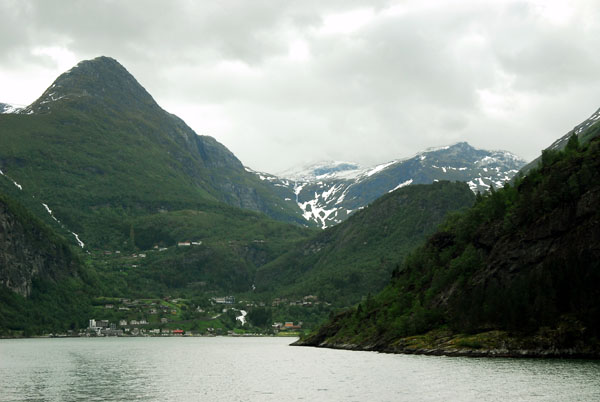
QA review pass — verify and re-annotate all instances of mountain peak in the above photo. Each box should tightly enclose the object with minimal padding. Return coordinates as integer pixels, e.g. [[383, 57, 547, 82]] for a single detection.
[[280, 160, 364, 181], [28, 56, 159, 114], [0, 102, 24, 114]]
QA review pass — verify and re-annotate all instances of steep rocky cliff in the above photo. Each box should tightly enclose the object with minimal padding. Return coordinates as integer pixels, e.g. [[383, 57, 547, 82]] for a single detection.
[[0, 193, 78, 297]]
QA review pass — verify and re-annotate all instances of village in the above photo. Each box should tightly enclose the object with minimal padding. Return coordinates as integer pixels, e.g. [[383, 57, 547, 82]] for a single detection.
[[67, 294, 319, 338], [77, 245, 333, 338], [83, 318, 303, 337]]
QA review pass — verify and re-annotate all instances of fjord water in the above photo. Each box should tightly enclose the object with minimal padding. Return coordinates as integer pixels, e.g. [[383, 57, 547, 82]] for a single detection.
[[1, 337, 598, 402]]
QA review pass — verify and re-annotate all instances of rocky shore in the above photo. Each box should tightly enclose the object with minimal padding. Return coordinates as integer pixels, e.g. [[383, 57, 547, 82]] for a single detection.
[[292, 329, 600, 359]]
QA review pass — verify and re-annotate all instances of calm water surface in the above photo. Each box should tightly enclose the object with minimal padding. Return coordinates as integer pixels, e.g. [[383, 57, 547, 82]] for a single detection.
[[1, 337, 599, 401]]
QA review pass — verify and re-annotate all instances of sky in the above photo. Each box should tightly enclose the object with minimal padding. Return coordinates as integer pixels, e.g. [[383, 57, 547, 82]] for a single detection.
[[1, 0, 599, 173]]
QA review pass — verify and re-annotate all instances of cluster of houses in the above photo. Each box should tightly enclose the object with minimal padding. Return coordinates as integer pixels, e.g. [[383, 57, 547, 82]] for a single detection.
[[271, 295, 323, 307], [81, 294, 321, 337], [176, 240, 202, 247], [211, 296, 235, 305], [102, 298, 178, 315], [101, 240, 204, 256], [86, 319, 186, 337], [272, 322, 303, 332]]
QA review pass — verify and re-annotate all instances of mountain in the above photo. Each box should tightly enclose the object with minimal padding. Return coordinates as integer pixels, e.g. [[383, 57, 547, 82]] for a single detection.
[[0, 56, 308, 249], [254, 180, 475, 306], [520, 106, 600, 174], [249, 143, 525, 228], [297, 129, 600, 357], [0, 191, 94, 336], [0, 103, 23, 114], [0, 192, 79, 297]]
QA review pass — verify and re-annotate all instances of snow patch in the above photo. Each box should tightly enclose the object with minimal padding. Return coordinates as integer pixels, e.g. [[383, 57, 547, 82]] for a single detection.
[[72, 232, 85, 248], [279, 160, 364, 181], [477, 156, 498, 165], [336, 184, 354, 205], [322, 184, 342, 202], [298, 197, 339, 229], [236, 310, 247, 325], [42, 202, 84, 248], [1, 104, 23, 114], [389, 179, 413, 193], [1, 170, 24, 190], [294, 183, 305, 197], [42, 203, 61, 223], [365, 161, 395, 177]]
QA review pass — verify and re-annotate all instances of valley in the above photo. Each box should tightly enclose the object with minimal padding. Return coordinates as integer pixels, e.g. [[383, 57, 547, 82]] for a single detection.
[[1, 56, 599, 356]]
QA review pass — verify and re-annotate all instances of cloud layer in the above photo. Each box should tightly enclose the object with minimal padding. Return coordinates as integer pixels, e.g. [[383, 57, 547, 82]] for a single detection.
[[1, 0, 599, 172]]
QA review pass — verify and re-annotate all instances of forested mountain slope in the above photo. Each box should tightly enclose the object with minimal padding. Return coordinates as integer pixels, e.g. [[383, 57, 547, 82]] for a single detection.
[[255, 181, 475, 306], [0, 56, 307, 249], [298, 134, 600, 357], [0, 191, 93, 336]]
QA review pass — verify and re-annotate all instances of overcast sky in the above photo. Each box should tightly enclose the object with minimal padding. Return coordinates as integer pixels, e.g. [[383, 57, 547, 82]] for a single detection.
[[1, 0, 599, 173]]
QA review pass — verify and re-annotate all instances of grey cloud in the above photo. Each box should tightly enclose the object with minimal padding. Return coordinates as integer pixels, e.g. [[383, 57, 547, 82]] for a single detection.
[[1, 0, 600, 172]]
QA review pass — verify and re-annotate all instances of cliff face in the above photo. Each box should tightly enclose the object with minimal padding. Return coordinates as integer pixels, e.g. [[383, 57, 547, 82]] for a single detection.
[[0, 195, 78, 297]]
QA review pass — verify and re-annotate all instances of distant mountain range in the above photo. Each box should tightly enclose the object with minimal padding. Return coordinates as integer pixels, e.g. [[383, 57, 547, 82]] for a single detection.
[[2, 55, 600, 344], [0, 103, 24, 114], [248, 143, 526, 228], [0, 57, 528, 235], [297, 108, 600, 358]]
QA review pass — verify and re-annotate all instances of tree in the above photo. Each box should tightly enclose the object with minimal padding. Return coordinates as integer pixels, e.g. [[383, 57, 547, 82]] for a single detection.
[[565, 133, 580, 153]]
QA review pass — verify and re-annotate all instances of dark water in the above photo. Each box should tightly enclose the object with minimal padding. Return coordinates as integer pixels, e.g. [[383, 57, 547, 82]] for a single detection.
[[1, 337, 599, 401]]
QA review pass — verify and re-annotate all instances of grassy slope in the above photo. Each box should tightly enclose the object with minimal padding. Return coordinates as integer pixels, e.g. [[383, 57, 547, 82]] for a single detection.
[[93, 207, 316, 298]]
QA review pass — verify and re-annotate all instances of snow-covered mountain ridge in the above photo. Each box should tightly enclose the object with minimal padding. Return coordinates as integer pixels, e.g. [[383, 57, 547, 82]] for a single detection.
[[0, 103, 25, 114], [247, 142, 527, 229], [520, 106, 600, 175]]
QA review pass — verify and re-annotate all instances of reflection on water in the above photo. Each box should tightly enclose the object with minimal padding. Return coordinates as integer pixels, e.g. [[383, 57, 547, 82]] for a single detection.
[[1, 337, 599, 401]]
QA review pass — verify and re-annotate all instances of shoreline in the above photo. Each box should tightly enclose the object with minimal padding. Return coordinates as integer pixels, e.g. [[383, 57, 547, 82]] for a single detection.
[[292, 329, 600, 360], [0, 333, 300, 340], [292, 340, 600, 359]]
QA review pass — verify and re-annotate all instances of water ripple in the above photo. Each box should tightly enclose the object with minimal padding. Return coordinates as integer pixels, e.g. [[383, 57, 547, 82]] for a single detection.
[[1, 338, 599, 402]]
